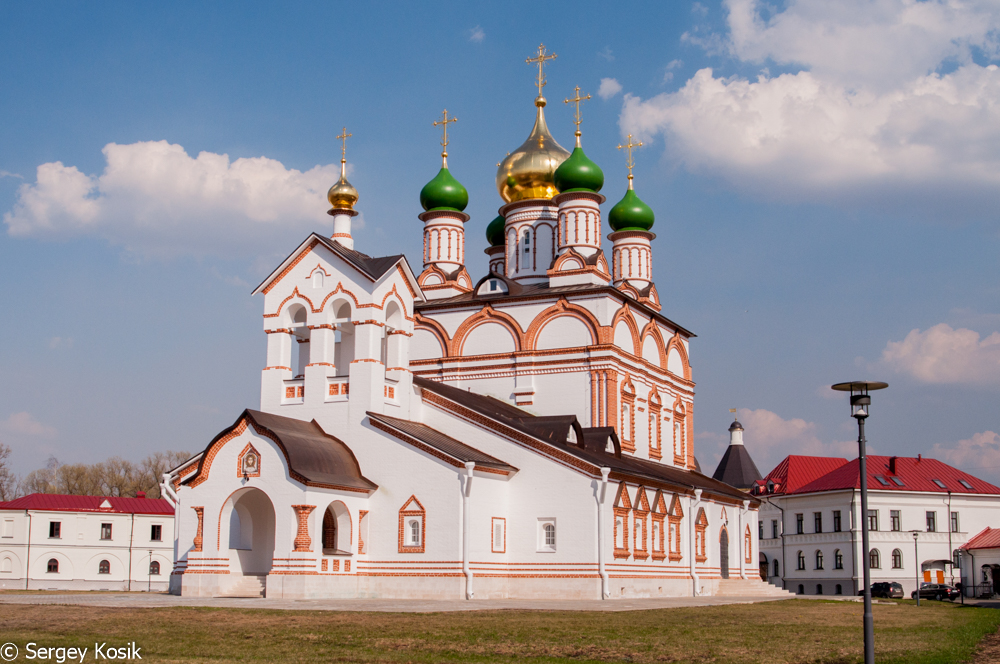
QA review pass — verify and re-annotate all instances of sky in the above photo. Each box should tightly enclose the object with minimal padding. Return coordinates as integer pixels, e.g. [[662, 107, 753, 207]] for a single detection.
[[1, 0, 999, 484]]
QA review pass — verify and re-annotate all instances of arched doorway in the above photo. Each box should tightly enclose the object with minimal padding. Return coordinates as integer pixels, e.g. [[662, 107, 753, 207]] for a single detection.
[[322, 501, 352, 554], [759, 552, 769, 581], [225, 488, 276, 576], [720, 527, 730, 579]]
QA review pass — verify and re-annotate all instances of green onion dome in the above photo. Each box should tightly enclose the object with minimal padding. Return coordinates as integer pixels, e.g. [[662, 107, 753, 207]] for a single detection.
[[554, 146, 604, 193], [486, 214, 505, 247], [419, 166, 469, 212], [608, 186, 655, 232]]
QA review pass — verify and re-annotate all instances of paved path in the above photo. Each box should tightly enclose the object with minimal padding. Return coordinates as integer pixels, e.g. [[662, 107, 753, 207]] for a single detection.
[[0, 592, 792, 613]]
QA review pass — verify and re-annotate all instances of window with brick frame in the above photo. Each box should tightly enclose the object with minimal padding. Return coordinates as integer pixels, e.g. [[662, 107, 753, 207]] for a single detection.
[[613, 482, 632, 559], [398, 495, 425, 554], [695, 508, 708, 562]]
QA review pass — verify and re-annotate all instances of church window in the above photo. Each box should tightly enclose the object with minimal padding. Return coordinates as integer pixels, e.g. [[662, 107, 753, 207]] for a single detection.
[[797, 551, 805, 570], [759, 521, 764, 540], [99, 560, 110, 575], [745, 525, 752, 564], [101, 523, 112, 540], [47, 558, 58, 573], [538, 519, 556, 552], [621, 403, 631, 442], [652, 521, 660, 552], [615, 516, 625, 549], [694, 508, 708, 562], [891, 548, 903, 569], [289, 305, 310, 379], [492, 518, 506, 553], [49, 521, 61, 539], [150, 525, 162, 542], [672, 401, 686, 464], [150, 561, 160, 575], [870, 549, 881, 569], [815, 550, 824, 570], [323, 508, 338, 552], [773, 559, 780, 576], [523, 230, 531, 254], [835, 549, 843, 569], [398, 496, 425, 554], [619, 379, 636, 452]]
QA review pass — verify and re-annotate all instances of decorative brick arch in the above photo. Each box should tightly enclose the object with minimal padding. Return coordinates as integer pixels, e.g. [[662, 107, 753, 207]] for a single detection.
[[266, 287, 317, 321], [666, 332, 692, 381], [318, 282, 362, 317], [639, 321, 668, 370], [524, 298, 601, 350], [414, 313, 451, 358], [188, 415, 304, 489], [378, 284, 411, 319], [610, 304, 641, 355], [450, 305, 524, 355]]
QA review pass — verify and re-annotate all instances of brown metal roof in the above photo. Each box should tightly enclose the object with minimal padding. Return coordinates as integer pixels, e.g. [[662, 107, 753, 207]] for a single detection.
[[185, 409, 377, 492], [414, 377, 754, 503], [366, 412, 518, 473]]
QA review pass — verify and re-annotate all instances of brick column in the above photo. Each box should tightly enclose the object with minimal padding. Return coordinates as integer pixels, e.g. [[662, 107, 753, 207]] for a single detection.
[[292, 505, 317, 552], [192, 507, 204, 552]]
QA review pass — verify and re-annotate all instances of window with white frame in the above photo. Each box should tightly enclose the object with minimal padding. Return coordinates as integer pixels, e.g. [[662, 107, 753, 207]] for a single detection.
[[538, 518, 556, 552], [652, 521, 661, 552], [407, 518, 421, 546]]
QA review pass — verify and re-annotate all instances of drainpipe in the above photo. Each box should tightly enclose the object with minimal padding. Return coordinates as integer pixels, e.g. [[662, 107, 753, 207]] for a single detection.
[[24, 510, 31, 590], [463, 461, 475, 600], [740, 499, 749, 580], [690, 489, 702, 596], [947, 491, 953, 586], [598, 467, 610, 599]]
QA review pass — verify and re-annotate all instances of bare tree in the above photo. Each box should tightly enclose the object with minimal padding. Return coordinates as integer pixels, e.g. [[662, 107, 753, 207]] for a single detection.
[[138, 451, 191, 499], [20, 456, 59, 495], [0, 443, 19, 501], [18, 451, 191, 498]]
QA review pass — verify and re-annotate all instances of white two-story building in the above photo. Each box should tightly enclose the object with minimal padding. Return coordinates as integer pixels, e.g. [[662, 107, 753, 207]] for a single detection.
[[754, 454, 1000, 597], [0, 494, 175, 591]]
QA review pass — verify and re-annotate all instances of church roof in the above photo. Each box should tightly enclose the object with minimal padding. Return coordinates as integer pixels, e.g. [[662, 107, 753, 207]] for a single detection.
[[184, 409, 378, 492], [414, 281, 694, 338], [0, 494, 174, 515], [367, 412, 518, 475], [711, 444, 762, 490], [414, 377, 753, 503], [252, 233, 422, 298]]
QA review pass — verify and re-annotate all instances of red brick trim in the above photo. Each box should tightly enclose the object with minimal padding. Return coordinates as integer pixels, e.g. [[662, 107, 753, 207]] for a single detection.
[[263, 240, 317, 295], [292, 505, 316, 552], [358, 510, 369, 554], [192, 507, 204, 552], [398, 495, 426, 554]]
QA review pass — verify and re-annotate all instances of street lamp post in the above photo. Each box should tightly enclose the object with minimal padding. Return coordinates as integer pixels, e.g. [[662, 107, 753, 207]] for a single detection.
[[911, 531, 920, 607], [832, 380, 888, 664]]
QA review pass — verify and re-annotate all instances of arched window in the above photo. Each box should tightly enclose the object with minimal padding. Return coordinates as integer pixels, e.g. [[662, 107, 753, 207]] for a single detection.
[[149, 561, 160, 575], [289, 305, 310, 379], [332, 301, 354, 378], [672, 402, 686, 461], [815, 550, 824, 569], [892, 548, 903, 569], [384, 301, 404, 372], [409, 519, 421, 546], [47, 558, 58, 573], [98, 559, 110, 574], [870, 549, 881, 569], [797, 551, 805, 570], [817, 584, 823, 595], [773, 559, 780, 576], [544, 523, 556, 547], [953, 549, 962, 568], [835, 584, 843, 595], [834, 549, 844, 570], [323, 508, 338, 552], [797, 584, 804, 594]]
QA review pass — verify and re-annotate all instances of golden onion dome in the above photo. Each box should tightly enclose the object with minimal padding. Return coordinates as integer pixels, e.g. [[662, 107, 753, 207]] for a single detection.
[[327, 159, 359, 211], [496, 96, 571, 203]]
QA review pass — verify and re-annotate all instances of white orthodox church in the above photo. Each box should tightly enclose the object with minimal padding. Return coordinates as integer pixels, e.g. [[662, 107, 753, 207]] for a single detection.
[[164, 48, 782, 600]]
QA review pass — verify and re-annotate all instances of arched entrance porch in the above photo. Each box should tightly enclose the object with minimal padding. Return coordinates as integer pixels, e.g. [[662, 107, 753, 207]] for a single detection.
[[223, 487, 276, 583]]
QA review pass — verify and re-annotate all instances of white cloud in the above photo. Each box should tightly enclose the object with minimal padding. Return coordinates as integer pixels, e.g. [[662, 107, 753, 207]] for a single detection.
[[0, 171, 22, 179], [882, 323, 1000, 384], [469, 25, 484, 43], [621, 0, 1000, 218], [930, 431, 1000, 483], [48, 336, 74, 350], [1, 412, 57, 437], [736, 408, 858, 472], [3, 141, 339, 258], [663, 59, 683, 83], [598, 46, 615, 62], [691, 2, 709, 17], [598, 78, 623, 100]]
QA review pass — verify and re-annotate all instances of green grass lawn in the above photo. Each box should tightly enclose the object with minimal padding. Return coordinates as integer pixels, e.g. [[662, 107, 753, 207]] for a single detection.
[[0, 598, 996, 663]]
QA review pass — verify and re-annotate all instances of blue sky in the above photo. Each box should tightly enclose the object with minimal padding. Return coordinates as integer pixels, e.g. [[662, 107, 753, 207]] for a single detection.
[[2, 0, 999, 481]]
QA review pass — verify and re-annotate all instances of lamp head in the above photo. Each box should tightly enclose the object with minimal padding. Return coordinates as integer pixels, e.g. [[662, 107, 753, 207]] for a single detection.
[[851, 394, 870, 420]]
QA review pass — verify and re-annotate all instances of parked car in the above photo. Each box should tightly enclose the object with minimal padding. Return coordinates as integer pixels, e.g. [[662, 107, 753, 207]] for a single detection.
[[911, 583, 960, 601], [858, 582, 905, 599]]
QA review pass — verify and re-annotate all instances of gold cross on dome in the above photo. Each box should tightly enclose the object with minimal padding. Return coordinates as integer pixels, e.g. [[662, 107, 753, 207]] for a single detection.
[[564, 86, 592, 135], [526, 44, 557, 96], [433, 109, 458, 154], [617, 134, 644, 180], [336, 127, 352, 162]]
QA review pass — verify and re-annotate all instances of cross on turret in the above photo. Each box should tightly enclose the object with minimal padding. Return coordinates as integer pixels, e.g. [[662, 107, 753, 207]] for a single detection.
[[564, 86, 592, 144], [526, 44, 557, 97], [432, 109, 458, 165]]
